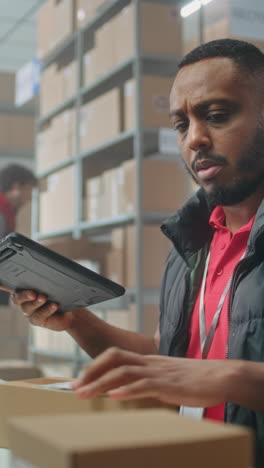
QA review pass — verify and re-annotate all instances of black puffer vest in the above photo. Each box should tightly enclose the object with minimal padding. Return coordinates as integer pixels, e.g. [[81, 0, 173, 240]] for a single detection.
[[159, 189, 264, 468]]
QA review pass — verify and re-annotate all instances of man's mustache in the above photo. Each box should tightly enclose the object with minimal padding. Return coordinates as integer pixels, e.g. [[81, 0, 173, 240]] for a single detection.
[[191, 154, 228, 173]]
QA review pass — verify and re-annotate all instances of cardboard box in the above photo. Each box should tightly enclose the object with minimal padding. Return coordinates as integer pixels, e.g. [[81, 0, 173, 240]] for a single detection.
[[124, 76, 173, 130], [104, 225, 170, 289], [39, 236, 111, 276], [53, 0, 75, 48], [121, 158, 192, 214], [15, 201, 32, 237], [37, 0, 54, 59], [0, 377, 171, 448], [116, 3, 182, 66], [103, 304, 160, 336], [95, 17, 118, 78], [76, 0, 111, 28], [125, 225, 171, 289], [85, 175, 104, 221], [83, 48, 98, 87], [80, 88, 122, 152], [8, 409, 253, 468], [39, 166, 75, 233], [37, 109, 76, 172], [183, 18, 264, 55]]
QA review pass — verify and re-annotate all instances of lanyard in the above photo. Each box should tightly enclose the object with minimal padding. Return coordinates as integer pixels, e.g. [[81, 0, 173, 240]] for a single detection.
[[199, 249, 246, 359], [180, 248, 246, 420]]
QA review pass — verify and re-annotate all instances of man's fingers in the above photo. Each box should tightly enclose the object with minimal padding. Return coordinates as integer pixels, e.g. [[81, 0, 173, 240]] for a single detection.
[[108, 377, 161, 401], [73, 348, 146, 391], [75, 365, 152, 399], [0, 286, 14, 294], [12, 290, 37, 305]]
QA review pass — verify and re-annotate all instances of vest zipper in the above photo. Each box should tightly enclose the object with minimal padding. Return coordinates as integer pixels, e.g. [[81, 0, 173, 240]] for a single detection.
[[224, 249, 256, 422]]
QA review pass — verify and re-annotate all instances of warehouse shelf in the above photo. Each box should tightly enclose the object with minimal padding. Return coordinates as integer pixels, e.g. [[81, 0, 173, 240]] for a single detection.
[[33, 211, 170, 241], [38, 95, 76, 127], [37, 158, 76, 179], [33, 226, 75, 241], [42, 0, 181, 69], [38, 53, 178, 128], [37, 126, 179, 178], [33, 0, 182, 373]]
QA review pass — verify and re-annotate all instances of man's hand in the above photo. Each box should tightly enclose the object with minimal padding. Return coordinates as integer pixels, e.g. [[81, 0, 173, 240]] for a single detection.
[[72, 347, 237, 408], [12, 290, 79, 331]]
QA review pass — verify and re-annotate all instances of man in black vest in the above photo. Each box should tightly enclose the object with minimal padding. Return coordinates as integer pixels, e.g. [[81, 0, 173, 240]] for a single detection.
[[12, 39, 264, 467]]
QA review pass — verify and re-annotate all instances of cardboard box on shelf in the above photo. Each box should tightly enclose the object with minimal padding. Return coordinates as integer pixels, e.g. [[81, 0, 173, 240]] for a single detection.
[[124, 75, 173, 130], [39, 166, 75, 233], [104, 225, 170, 289], [37, 0, 54, 59], [85, 175, 105, 222], [116, 3, 182, 66], [128, 304, 160, 336], [37, 109, 76, 172], [80, 88, 122, 152], [121, 158, 192, 214], [105, 227, 126, 284], [0, 377, 171, 448], [83, 49, 98, 88], [59, 59, 77, 101], [53, 0, 75, 48], [40, 64, 64, 116], [103, 304, 160, 336], [76, 0, 111, 28], [125, 225, 171, 289], [8, 409, 252, 468], [95, 16, 118, 78], [39, 235, 111, 276], [15, 201, 32, 237]]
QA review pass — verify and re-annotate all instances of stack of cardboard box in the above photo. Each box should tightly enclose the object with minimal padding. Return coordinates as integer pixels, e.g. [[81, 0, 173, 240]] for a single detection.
[[80, 75, 173, 154], [37, 0, 76, 59], [84, 159, 192, 222], [39, 166, 76, 233], [104, 225, 171, 289], [39, 61, 76, 117], [83, 2, 182, 88], [37, 109, 76, 173]]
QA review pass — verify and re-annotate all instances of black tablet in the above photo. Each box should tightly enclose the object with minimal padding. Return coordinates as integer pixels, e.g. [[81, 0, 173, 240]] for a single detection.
[[0, 232, 125, 313]]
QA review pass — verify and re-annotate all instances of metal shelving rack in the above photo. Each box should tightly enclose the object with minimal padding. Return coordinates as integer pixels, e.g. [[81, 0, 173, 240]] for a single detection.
[[30, 0, 181, 376]]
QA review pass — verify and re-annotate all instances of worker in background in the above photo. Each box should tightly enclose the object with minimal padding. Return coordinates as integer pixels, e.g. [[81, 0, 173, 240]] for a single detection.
[[11, 39, 264, 467], [0, 164, 36, 304]]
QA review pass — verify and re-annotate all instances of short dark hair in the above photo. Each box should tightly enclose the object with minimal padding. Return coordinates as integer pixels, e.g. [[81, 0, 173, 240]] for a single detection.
[[178, 38, 264, 76], [0, 164, 36, 193]]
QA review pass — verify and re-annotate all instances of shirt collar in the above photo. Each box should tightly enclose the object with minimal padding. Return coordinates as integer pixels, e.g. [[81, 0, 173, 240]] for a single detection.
[[209, 205, 255, 233]]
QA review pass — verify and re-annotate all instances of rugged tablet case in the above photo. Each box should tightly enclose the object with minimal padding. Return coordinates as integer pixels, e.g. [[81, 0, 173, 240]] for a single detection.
[[0, 232, 126, 313]]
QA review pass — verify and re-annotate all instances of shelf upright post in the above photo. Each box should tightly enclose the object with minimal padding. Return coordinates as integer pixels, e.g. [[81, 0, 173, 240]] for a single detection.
[[133, 0, 144, 333], [73, 26, 84, 240]]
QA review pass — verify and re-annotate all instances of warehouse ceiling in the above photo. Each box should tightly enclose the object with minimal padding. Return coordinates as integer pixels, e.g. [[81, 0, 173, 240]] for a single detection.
[[0, 0, 45, 72]]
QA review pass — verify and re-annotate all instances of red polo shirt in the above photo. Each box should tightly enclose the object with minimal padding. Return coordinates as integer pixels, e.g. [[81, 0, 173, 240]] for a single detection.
[[186, 206, 254, 421]]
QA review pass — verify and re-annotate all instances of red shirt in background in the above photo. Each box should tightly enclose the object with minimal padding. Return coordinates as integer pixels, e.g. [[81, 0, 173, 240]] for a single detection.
[[186, 206, 255, 421]]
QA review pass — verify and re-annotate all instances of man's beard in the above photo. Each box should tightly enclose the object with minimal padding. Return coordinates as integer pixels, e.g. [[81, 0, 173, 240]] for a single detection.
[[183, 125, 264, 207]]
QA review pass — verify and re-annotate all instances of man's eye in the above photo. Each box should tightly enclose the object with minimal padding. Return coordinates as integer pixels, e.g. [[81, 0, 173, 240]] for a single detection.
[[208, 112, 229, 123], [173, 122, 188, 133]]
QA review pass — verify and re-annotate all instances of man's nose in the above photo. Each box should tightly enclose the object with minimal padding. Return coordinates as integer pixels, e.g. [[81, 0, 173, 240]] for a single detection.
[[188, 121, 211, 152]]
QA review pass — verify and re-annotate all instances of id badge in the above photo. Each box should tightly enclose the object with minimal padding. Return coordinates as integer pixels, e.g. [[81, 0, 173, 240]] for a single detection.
[[179, 406, 204, 419]]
